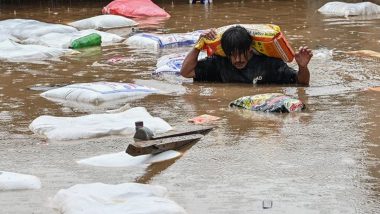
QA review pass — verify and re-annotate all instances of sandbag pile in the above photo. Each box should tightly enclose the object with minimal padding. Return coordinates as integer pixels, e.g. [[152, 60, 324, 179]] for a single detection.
[[318, 2, 380, 17], [0, 39, 77, 62], [229, 93, 305, 113], [23, 29, 124, 49], [0, 17, 129, 62], [102, 0, 170, 18]]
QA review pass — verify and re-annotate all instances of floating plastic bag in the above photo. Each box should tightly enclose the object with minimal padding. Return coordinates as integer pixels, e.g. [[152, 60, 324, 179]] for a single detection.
[[51, 183, 186, 214], [69, 14, 137, 30], [197, 24, 294, 62], [102, 0, 170, 18], [188, 114, 221, 124], [0, 171, 41, 190], [29, 107, 173, 141], [125, 31, 202, 49], [41, 82, 158, 105], [0, 19, 78, 40], [229, 93, 305, 113], [77, 150, 181, 167], [0, 39, 77, 62], [23, 29, 124, 49], [153, 52, 207, 75], [318, 2, 380, 17]]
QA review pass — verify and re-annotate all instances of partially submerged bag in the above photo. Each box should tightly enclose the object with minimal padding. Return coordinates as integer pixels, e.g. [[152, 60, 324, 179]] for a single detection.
[[41, 82, 159, 105], [198, 24, 295, 62], [229, 93, 305, 113], [318, 2, 380, 17], [0, 39, 77, 62], [29, 107, 172, 141], [102, 0, 170, 18], [153, 52, 207, 75], [23, 29, 124, 49], [0, 19, 77, 40], [68, 15, 138, 30], [125, 31, 202, 49]]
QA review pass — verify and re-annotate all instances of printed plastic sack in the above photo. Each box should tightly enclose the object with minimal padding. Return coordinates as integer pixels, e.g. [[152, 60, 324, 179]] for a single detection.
[[23, 30, 124, 49], [102, 0, 170, 18], [318, 2, 380, 17], [0, 19, 77, 40], [69, 15, 137, 30], [0, 39, 77, 62], [196, 24, 294, 62], [229, 93, 305, 113], [125, 31, 202, 49], [153, 52, 207, 75], [41, 82, 159, 105]]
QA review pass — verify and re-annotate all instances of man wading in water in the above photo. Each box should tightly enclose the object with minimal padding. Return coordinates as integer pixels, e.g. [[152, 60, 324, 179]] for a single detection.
[[180, 26, 313, 85]]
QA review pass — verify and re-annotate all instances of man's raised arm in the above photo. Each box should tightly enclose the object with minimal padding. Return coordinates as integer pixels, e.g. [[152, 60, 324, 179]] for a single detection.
[[180, 28, 217, 78]]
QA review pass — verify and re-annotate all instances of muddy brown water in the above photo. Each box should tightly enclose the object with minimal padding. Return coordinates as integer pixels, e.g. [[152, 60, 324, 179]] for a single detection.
[[0, 0, 379, 213]]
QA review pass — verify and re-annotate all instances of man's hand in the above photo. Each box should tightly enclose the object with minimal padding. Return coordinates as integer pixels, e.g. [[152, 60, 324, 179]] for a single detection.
[[295, 46, 313, 85], [295, 46, 313, 68], [200, 28, 217, 40], [194, 28, 217, 50]]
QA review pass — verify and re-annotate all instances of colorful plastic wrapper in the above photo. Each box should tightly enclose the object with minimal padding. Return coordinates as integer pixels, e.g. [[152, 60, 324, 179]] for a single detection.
[[229, 93, 305, 113]]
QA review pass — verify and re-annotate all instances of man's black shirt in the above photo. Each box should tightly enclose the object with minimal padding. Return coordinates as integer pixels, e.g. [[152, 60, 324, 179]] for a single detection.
[[194, 55, 297, 84]]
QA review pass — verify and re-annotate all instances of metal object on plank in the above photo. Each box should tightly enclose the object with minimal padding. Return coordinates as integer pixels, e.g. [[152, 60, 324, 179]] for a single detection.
[[126, 134, 204, 156], [150, 126, 214, 140]]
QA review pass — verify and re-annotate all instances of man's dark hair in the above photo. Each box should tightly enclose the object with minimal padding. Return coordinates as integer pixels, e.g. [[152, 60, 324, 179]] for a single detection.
[[221, 26, 252, 58]]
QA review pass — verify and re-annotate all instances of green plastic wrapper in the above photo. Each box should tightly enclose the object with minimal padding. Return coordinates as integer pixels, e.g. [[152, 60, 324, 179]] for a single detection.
[[70, 33, 101, 49]]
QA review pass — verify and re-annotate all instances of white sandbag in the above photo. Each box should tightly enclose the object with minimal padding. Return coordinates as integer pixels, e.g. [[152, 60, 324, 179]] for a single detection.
[[0, 26, 19, 42], [77, 150, 181, 167], [154, 52, 207, 75], [125, 31, 202, 49], [51, 183, 186, 214], [0, 171, 41, 190], [41, 82, 158, 105], [29, 107, 172, 141], [69, 15, 137, 30], [0, 19, 77, 40], [0, 39, 77, 62], [23, 29, 124, 48], [318, 2, 380, 17]]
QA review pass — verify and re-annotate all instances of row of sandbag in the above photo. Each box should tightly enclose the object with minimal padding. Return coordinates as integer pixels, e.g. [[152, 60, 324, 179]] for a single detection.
[[0, 15, 137, 61]]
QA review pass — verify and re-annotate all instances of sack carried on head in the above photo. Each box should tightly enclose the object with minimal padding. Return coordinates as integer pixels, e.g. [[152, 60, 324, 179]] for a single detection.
[[195, 24, 295, 62]]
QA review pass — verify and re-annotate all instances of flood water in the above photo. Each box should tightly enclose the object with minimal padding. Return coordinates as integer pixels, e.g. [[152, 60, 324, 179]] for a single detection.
[[0, 0, 380, 213]]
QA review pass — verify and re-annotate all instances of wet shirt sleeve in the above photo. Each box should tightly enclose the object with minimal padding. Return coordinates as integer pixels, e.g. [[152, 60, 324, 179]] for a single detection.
[[194, 57, 223, 82], [261, 58, 298, 84]]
